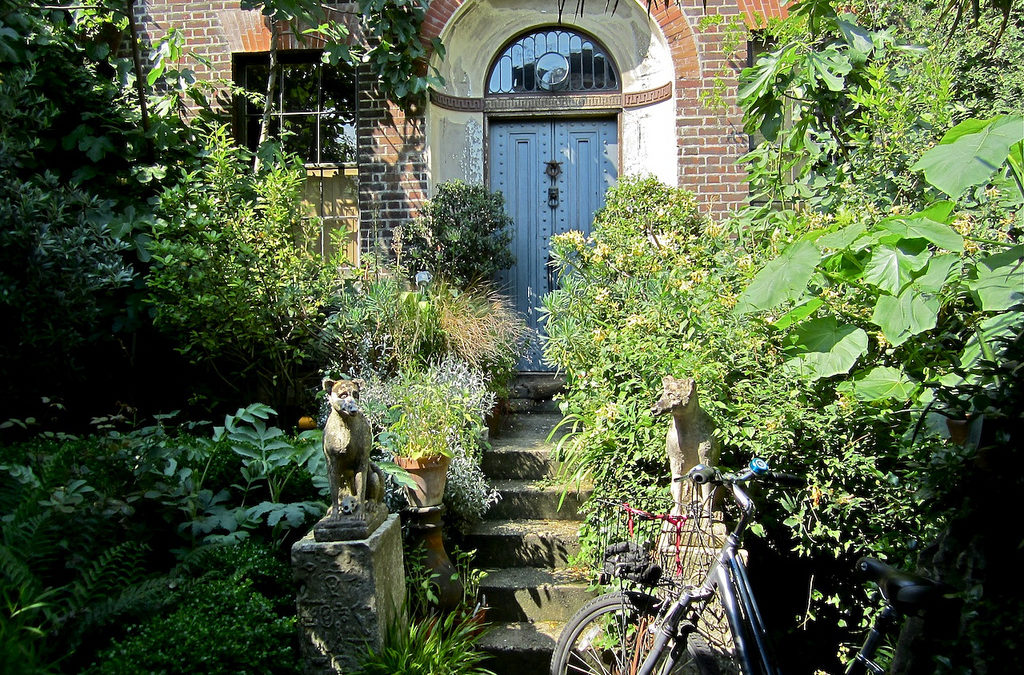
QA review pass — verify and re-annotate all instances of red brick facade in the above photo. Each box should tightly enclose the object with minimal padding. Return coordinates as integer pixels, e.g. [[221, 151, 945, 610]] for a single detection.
[[136, 0, 786, 249]]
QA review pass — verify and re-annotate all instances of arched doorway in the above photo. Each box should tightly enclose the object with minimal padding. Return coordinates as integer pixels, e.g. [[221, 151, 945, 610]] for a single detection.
[[424, 0, 678, 371], [486, 27, 620, 370]]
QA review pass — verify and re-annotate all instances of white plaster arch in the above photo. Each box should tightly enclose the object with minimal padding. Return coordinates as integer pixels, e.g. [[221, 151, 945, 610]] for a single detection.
[[425, 0, 677, 189]]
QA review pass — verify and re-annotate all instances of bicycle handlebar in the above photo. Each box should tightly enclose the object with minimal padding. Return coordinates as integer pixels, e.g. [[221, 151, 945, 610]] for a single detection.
[[686, 458, 804, 542], [687, 458, 804, 488]]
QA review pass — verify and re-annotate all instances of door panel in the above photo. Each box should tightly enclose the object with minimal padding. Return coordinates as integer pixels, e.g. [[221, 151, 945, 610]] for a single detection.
[[490, 118, 617, 370]]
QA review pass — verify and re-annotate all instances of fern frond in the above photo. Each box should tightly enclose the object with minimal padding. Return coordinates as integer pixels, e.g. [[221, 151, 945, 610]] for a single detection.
[[64, 541, 150, 618], [0, 545, 42, 598]]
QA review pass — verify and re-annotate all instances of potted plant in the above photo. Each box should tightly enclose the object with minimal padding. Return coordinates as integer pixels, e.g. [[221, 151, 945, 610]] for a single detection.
[[390, 424, 453, 509]]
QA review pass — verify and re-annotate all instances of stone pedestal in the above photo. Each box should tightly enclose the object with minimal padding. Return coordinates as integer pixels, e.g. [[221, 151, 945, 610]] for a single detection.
[[292, 514, 404, 674], [313, 502, 388, 543]]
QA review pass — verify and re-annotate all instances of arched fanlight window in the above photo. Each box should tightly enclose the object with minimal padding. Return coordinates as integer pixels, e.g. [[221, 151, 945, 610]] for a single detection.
[[487, 28, 619, 95]]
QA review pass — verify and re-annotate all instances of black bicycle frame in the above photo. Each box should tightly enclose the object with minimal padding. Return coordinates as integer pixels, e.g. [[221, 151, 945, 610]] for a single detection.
[[713, 535, 780, 675]]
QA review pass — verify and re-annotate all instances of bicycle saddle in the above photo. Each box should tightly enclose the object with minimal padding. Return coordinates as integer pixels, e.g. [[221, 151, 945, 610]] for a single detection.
[[857, 558, 948, 614]]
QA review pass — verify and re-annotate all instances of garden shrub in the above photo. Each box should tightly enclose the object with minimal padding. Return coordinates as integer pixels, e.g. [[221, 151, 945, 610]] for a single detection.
[[731, 1, 1023, 670], [544, 175, 803, 499], [145, 127, 334, 412], [89, 542, 300, 675], [402, 181, 515, 288], [543, 174, 947, 671], [0, 25, 138, 421]]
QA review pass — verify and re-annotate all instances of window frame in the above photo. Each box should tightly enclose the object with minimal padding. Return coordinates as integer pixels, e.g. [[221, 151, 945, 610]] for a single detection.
[[233, 50, 358, 167], [233, 50, 361, 264]]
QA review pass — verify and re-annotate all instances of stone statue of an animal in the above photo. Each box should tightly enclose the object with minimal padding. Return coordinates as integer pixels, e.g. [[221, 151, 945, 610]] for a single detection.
[[321, 378, 383, 520], [651, 376, 719, 513]]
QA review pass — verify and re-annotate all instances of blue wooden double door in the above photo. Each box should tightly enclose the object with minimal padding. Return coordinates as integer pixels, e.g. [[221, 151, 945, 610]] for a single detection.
[[489, 118, 618, 370]]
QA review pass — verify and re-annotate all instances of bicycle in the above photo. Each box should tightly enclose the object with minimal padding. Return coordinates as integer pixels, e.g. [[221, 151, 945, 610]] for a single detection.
[[549, 458, 950, 675]]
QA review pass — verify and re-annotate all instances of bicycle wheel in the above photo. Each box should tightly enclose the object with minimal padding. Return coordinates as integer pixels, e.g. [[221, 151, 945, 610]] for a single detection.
[[550, 592, 719, 675]]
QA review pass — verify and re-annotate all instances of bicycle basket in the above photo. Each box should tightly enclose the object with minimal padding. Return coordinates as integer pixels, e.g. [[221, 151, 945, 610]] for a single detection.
[[592, 495, 722, 593]]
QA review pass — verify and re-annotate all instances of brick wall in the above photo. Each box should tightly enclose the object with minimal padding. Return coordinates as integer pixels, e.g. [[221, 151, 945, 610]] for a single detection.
[[138, 0, 785, 244], [356, 77, 429, 255], [133, 1, 259, 83], [654, 0, 751, 218]]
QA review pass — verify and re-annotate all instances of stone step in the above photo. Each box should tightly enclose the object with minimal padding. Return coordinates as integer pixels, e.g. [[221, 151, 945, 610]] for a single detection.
[[482, 445, 560, 480], [480, 567, 596, 623], [509, 397, 562, 414], [510, 374, 565, 402], [478, 621, 562, 675], [490, 411, 567, 443], [464, 519, 581, 569], [488, 480, 591, 521]]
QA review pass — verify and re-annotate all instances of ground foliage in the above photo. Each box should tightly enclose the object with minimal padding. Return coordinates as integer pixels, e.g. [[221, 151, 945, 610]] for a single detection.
[[0, 407, 325, 673]]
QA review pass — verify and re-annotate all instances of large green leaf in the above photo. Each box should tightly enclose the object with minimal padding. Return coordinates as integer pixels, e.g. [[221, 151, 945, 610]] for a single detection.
[[1008, 140, 1023, 191], [968, 246, 1024, 311], [837, 18, 874, 59], [872, 290, 939, 347], [838, 366, 918, 401], [785, 317, 869, 380], [807, 48, 852, 91], [911, 115, 1024, 199], [738, 51, 783, 103], [877, 203, 963, 252], [773, 297, 824, 330], [817, 221, 866, 250], [862, 241, 929, 295], [912, 254, 959, 295], [735, 240, 820, 314]]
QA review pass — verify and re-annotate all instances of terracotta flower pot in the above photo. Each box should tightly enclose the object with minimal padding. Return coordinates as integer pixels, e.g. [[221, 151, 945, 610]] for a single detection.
[[395, 455, 451, 508]]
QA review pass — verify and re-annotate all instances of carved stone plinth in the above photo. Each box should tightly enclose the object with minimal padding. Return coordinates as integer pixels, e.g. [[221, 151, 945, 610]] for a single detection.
[[313, 502, 388, 542], [292, 514, 404, 674]]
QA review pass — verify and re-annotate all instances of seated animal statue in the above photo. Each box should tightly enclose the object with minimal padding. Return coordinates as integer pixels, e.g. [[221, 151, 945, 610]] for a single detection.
[[321, 378, 384, 520]]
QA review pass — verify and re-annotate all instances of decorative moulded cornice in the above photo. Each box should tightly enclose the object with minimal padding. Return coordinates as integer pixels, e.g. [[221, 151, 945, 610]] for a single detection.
[[429, 82, 672, 114]]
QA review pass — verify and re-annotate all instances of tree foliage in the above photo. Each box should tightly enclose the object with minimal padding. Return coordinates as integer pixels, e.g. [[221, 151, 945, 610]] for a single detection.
[[732, 0, 1023, 670], [145, 128, 333, 407]]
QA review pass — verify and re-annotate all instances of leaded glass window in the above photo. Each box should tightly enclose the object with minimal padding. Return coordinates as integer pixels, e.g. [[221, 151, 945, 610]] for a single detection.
[[487, 28, 618, 95]]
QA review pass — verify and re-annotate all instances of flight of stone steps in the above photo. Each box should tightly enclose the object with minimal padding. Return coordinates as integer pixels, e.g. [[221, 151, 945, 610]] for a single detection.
[[464, 378, 596, 674]]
